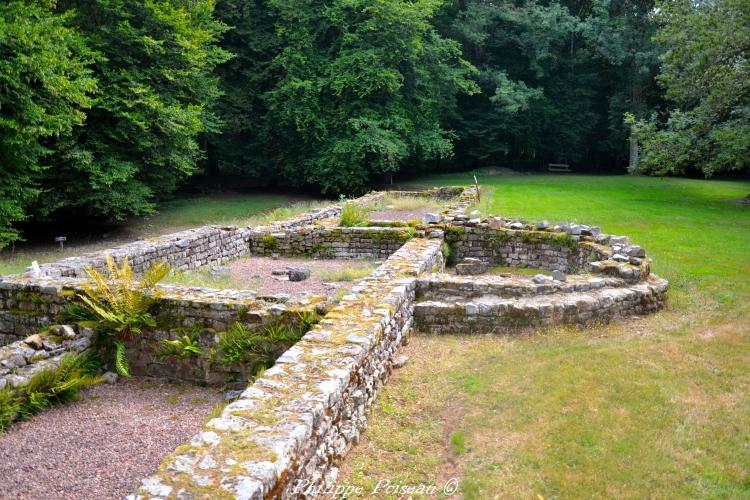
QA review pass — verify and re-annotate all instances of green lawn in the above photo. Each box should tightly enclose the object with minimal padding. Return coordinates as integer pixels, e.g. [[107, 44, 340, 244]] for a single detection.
[[340, 174, 750, 498], [0, 193, 302, 275]]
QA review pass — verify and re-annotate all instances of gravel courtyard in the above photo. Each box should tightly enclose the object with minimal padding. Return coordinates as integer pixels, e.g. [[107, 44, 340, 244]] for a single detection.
[[0, 379, 223, 500]]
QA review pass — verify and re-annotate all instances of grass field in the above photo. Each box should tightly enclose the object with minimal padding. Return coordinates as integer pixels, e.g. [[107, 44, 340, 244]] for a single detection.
[[0, 193, 309, 275], [340, 174, 750, 498]]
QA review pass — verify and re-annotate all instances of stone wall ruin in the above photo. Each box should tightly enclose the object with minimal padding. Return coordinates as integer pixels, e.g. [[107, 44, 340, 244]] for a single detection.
[[0, 184, 668, 498]]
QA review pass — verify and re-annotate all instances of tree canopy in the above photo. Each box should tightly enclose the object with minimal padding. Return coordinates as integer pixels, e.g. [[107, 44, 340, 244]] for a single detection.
[[631, 0, 750, 177], [0, 0, 747, 247]]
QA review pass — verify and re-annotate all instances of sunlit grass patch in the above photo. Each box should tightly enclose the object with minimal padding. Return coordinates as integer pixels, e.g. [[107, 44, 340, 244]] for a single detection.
[[375, 193, 448, 212], [247, 200, 332, 226], [315, 263, 376, 282], [486, 265, 547, 277], [341, 174, 750, 498], [162, 268, 246, 290]]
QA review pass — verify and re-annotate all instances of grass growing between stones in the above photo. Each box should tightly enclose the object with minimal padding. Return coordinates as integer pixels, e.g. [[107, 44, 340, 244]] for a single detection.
[[375, 193, 448, 212], [486, 265, 547, 277], [315, 263, 377, 282], [162, 268, 246, 290], [339, 174, 750, 497]]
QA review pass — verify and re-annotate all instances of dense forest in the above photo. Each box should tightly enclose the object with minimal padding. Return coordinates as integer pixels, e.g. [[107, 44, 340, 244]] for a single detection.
[[0, 0, 748, 247]]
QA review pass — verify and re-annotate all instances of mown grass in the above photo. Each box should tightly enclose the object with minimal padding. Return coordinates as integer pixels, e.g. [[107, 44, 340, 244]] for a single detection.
[[0, 193, 310, 275], [340, 174, 750, 498]]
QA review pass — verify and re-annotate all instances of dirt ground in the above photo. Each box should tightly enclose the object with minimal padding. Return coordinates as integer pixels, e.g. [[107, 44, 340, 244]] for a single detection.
[[368, 208, 434, 222], [228, 256, 379, 296]]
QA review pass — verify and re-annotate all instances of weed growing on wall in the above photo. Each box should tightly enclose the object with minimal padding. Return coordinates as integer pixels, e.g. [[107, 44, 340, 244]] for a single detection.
[[216, 312, 320, 374], [339, 201, 369, 227], [159, 332, 204, 359]]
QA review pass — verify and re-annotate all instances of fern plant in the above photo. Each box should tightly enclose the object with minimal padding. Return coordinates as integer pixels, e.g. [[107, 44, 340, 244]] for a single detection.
[[216, 312, 320, 373], [159, 334, 205, 359], [0, 352, 104, 432], [22, 352, 102, 417], [78, 255, 169, 376]]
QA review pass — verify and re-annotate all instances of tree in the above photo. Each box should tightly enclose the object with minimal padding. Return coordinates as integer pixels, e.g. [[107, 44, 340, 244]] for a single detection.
[[443, 0, 662, 169], [215, 0, 477, 195], [0, 0, 94, 248], [208, 0, 280, 181], [632, 0, 750, 177], [38, 0, 230, 222]]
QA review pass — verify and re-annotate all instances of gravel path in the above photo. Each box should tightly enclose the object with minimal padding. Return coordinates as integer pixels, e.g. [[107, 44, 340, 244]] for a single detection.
[[369, 208, 432, 222], [0, 379, 222, 500], [230, 256, 379, 296]]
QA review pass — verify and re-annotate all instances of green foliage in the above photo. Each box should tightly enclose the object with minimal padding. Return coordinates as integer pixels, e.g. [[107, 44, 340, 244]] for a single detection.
[[35, 0, 231, 223], [444, 0, 661, 168], [441, 241, 453, 266], [0, 387, 23, 432], [216, 312, 319, 372], [444, 225, 465, 244], [213, 0, 477, 194], [112, 340, 130, 378], [552, 233, 578, 252], [58, 302, 98, 324], [78, 256, 169, 375], [0, 0, 95, 248], [631, 0, 750, 177], [489, 231, 513, 246], [0, 352, 102, 431], [160, 333, 205, 359], [339, 202, 369, 228], [259, 234, 278, 250]]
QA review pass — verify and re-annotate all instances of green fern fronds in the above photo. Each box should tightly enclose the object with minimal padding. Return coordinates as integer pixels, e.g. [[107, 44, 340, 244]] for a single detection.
[[114, 341, 131, 377]]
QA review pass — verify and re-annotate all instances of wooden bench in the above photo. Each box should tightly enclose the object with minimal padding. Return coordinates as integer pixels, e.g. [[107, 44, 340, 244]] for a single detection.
[[548, 163, 572, 173]]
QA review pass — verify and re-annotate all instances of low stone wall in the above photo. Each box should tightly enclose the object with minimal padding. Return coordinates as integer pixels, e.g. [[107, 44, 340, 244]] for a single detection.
[[248, 226, 415, 259], [132, 237, 444, 499], [414, 274, 668, 335], [444, 220, 650, 282], [0, 327, 93, 390], [0, 276, 324, 385], [29, 225, 251, 279], [416, 274, 628, 300]]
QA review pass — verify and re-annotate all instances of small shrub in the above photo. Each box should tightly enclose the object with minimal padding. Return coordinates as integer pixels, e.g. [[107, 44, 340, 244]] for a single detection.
[[450, 429, 467, 454], [0, 387, 22, 432], [489, 231, 513, 246], [444, 225, 465, 244], [398, 226, 417, 242], [552, 233, 578, 251], [339, 201, 369, 227], [58, 302, 98, 323], [441, 242, 453, 265], [259, 234, 278, 250]]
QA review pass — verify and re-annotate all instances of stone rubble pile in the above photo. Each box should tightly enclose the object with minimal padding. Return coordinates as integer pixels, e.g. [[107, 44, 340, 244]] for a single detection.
[[0, 326, 92, 390]]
